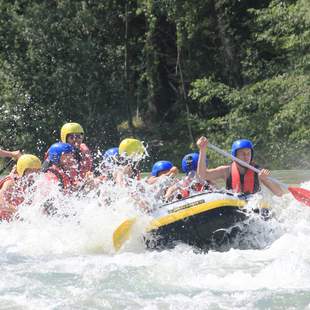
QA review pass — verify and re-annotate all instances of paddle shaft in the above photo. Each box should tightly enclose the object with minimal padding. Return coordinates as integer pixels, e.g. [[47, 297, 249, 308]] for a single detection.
[[207, 143, 288, 190]]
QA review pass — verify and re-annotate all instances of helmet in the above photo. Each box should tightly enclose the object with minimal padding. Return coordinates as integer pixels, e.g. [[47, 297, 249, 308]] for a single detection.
[[16, 154, 42, 176], [103, 147, 119, 158], [48, 142, 74, 164], [231, 139, 253, 158], [119, 138, 144, 157], [181, 152, 208, 174], [103, 147, 119, 162], [60, 122, 84, 143], [151, 161, 173, 177]]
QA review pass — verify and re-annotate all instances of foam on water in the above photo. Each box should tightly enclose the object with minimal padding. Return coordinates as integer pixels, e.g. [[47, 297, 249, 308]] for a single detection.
[[0, 174, 136, 252], [1, 178, 310, 309]]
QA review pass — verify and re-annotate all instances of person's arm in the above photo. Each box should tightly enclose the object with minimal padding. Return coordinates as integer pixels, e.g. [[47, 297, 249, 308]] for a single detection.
[[146, 166, 179, 185], [167, 166, 179, 177], [197, 136, 208, 180], [164, 183, 179, 201], [259, 169, 284, 197], [146, 176, 159, 185], [0, 149, 21, 160], [196, 136, 228, 182], [205, 166, 229, 182]]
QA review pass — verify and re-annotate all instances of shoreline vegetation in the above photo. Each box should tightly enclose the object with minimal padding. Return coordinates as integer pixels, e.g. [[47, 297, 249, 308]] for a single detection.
[[0, 0, 309, 171]]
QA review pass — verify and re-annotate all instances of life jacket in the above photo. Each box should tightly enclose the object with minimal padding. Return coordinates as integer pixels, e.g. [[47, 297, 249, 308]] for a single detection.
[[45, 165, 73, 191], [0, 208, 15, 222], [97, 175, 108, 182], [2, 178, 26, 209], [75, 143, 93, 180], [0, 176, 19, 221], [0, 175, 34, 221], [179, 181, 205, 199], [0, 176, 13, 190], [226, 161, 260, 194], [44, 143, 93, 180]]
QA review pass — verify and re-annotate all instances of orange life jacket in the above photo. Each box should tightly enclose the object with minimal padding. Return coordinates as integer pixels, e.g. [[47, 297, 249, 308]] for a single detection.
[[226, 161, 260, 194]]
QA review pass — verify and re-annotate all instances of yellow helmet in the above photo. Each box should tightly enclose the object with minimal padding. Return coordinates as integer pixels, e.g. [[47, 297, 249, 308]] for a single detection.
[[119, 138, 145, 157], [60, 122, 84, 143], [16, 154, 42, 177]]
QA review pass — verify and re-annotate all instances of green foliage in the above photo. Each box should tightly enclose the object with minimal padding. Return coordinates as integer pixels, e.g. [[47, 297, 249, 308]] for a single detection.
[[0, 0, 308, 170], [0, 1, 125, 154], [243, 0, 310, 82], [190, 72, 310, 168]]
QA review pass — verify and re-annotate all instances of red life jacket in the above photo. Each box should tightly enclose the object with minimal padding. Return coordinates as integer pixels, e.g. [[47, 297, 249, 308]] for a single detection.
[[77, 143, 93, 179], [0, 176, 13, 190], [44, 143, 93, 180], [0, 176, 18, 221], [2, 178, 26, 209], [0, 208, 14, 221], [227, 161, 260, 194], [45, 165, 73, 191], [180, 182, 205, 199]]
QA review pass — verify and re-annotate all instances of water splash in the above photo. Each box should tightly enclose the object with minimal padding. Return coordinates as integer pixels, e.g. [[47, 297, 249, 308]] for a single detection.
[[1, 167, 309, 257], [1, 170, 310, 308]]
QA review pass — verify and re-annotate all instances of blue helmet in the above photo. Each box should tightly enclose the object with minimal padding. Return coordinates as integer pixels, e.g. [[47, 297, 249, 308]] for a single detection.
[[151, 160, 173, 177], [103, 147, 119, 161], [48, 142, 74, 164], [231, 139, 254, 158], [181, 152, 208, 174]]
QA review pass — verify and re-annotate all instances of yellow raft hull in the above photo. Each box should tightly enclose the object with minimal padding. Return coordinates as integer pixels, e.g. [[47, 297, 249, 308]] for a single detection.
[[145, 191, 269, 251]]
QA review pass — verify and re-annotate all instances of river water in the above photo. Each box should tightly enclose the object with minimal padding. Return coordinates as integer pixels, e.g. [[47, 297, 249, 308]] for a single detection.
[[1, 170, 310, 309]]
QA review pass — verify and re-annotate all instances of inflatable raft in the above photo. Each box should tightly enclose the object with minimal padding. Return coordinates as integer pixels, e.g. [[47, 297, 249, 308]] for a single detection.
[[144, 191, 269, 251]]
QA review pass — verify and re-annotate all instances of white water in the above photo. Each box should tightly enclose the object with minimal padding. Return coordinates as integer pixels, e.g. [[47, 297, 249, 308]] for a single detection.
[[1, 174, 310, 309]]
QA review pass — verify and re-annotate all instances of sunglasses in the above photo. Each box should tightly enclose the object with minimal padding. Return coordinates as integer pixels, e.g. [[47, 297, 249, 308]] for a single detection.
[[67, 133, 84, 140], [186, 156, 193, 166]]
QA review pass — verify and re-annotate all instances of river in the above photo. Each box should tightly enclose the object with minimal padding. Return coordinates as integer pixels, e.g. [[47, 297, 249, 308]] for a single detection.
[[0, 170, 310, 309]]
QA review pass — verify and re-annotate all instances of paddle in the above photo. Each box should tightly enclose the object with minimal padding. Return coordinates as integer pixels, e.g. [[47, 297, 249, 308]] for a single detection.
[[113, 142, 310, 251], [113, 218, 136, 251], [208, 142, 310, 207], [0, 159, 14, 175]]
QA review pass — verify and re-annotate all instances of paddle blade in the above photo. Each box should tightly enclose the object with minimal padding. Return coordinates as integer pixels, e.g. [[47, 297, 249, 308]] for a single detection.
[[113, 218, 136, 251], [288, 187, 310, 207]]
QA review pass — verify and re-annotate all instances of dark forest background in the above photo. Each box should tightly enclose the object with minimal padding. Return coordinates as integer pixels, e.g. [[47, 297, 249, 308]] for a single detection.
[[0, 0, 309, 170]]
